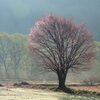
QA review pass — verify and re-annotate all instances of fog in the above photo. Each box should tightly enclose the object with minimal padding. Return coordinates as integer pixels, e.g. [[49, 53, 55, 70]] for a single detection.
[[0, 0, 100, 84], [0, 0, 100, 40]]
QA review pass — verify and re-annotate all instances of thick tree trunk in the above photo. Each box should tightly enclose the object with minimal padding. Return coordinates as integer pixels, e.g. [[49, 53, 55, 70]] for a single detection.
[[58, 79, 66, 90], [57, 70, 73, 93], [57, 72, 66, 89]]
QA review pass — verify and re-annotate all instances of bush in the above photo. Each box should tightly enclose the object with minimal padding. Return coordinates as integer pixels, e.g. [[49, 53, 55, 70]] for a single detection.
[[13, 82, 30, 86], [83, 76, 100, 85]]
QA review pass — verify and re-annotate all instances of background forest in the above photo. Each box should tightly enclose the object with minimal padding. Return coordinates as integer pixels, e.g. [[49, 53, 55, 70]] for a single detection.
[[0, 32, 99, 84]]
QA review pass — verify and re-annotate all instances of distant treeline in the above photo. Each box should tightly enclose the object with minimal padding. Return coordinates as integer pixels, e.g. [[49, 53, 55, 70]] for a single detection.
[[0, 33, 58, 82], [0, 33, 35, 81], [0, 33, 100, 83]]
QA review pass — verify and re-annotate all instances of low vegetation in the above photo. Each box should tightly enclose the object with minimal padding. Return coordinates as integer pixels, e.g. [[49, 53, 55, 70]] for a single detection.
[[0, 87, 100, 100]]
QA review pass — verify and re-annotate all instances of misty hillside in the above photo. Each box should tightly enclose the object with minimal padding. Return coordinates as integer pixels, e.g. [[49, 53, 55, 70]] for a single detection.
[[0, 0, 100, 40]]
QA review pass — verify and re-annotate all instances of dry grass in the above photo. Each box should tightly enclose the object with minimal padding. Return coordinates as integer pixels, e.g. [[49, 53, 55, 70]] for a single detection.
[[0, 82, 100, 100], [0, 87, 100, 100], [70, 86, 100, 93]]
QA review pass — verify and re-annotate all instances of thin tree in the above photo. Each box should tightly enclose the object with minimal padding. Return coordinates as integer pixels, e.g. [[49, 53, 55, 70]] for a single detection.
[[29, 15, 95, 91]]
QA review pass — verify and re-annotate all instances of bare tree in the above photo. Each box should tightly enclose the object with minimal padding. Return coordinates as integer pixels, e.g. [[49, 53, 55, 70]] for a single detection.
[[29, 15, 95, 91], [0, 33, 26, 80], [9, 34, 27, 80], [0, 33, 12, 78]]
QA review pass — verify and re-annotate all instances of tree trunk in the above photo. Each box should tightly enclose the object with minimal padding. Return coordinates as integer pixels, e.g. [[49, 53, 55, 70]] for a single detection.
[[58, 77, 66, 89], [57, 72, 67, 89], [57, 71, 74, 93]]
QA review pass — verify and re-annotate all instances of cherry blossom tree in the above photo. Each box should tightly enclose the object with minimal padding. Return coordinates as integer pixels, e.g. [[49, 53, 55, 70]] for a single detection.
[[29, 14, 95, 91]]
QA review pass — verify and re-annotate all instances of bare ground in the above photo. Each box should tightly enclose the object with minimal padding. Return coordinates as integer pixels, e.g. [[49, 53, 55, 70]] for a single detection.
[[0, 82, 100, 100], [2, 82, 100, 93], [0, 86, 100, 100]]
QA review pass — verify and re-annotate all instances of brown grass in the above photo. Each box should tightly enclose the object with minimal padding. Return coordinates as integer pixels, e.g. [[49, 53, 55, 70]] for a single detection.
[[2, 82, 100, 93], [70, 86, 100, 93]]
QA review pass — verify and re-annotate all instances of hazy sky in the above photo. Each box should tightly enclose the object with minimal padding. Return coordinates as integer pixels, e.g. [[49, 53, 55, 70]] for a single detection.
[[0, 0, 100, 40]]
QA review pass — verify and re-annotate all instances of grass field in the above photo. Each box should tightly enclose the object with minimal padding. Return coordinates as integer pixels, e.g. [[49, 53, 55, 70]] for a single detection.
[[0, 87, 100, 100]]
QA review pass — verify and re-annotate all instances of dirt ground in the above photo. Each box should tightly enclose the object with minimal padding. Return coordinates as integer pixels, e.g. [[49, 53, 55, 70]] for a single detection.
[[2, 82, 100, 93], [70, 86, 100, 93], [0, 87, 100, 100], [0, 82, 100, 100]]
